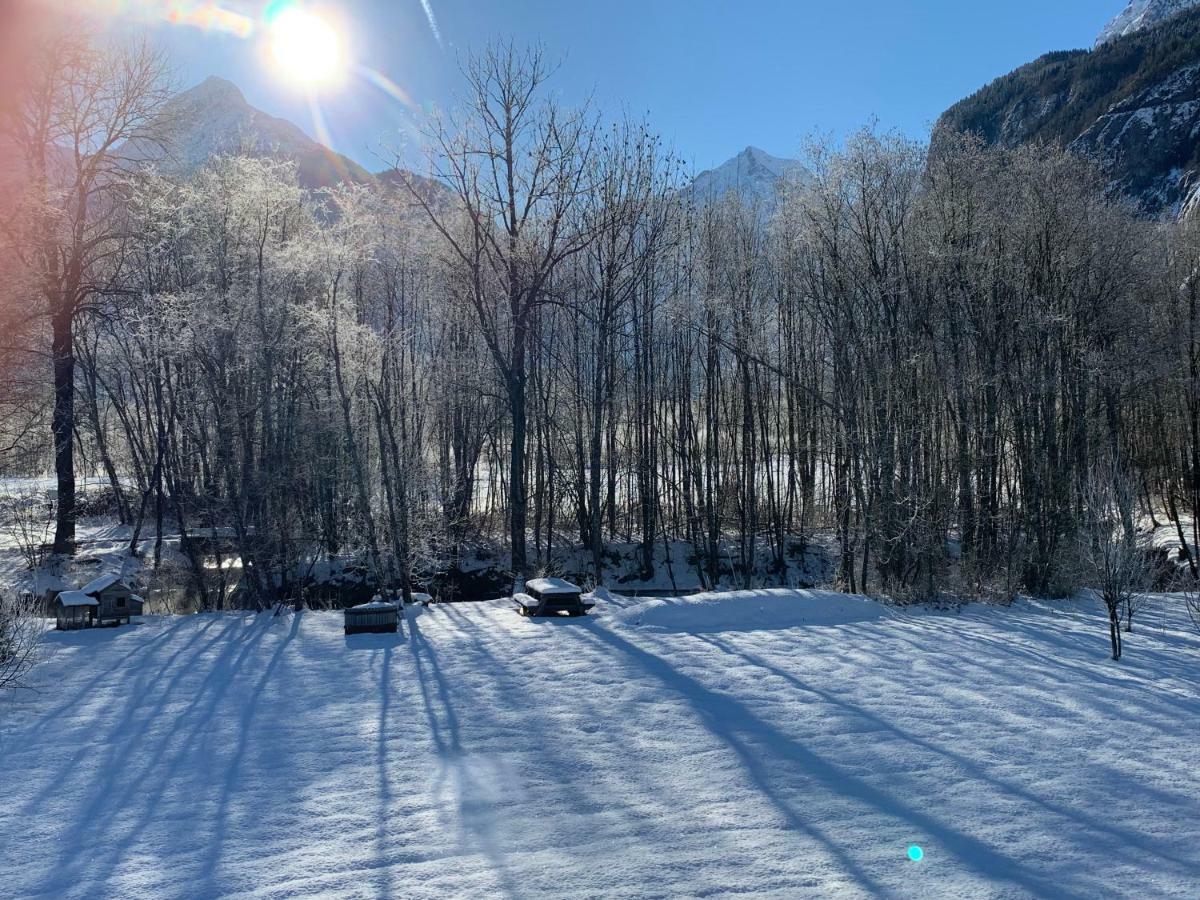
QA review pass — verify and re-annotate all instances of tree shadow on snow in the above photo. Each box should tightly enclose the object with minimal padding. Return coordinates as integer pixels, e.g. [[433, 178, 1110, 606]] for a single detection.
[[404, 607, 526, 900], [578, 623, 1092, 900], [694, 631, 1200, 882], [29, 613, 295, 897]]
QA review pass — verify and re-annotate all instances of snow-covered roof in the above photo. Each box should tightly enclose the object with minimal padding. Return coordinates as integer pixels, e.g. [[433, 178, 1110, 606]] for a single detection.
[[57, 590, 98, 608], [130, 595, 145, 605], [80, 573, 126, 596], [525, 578, 582, 596]]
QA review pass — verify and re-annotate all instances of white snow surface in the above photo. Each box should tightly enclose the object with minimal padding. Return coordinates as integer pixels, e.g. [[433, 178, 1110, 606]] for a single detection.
[[53, 590, 97, 608], [79, 572, 125, 596], [524, 577, 582, 596], [351, 599, 399, 610], [2, 591, 1199, 898], [1098, 0, 1200, 45], [611, 588, 886, 633]]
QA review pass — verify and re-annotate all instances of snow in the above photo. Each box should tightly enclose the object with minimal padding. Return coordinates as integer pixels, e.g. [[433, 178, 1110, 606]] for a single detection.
[[524, 577, 581, 596], [79, 572, 125, 596], [611, 588, 887, 633], [352, 599, 399, 610], [2, 592, 1199, 897], [54, 590, 97, 608], [1097, 0, 1200, 45], [687, 146, 810, 208]]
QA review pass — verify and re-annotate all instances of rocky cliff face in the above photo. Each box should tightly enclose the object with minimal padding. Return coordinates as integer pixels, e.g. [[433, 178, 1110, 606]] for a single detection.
[[937, 7, 1200, 216], [1070, 61, 1200, 209]]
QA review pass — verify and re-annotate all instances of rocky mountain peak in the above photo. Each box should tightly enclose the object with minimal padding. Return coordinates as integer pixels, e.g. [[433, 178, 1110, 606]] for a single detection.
[[688, 146, 809, 207], [1098, 0, 1200, 46]]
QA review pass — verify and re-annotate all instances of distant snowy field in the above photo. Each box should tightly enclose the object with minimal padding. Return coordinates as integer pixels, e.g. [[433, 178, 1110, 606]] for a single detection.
[[2, 591, 1199, 899]]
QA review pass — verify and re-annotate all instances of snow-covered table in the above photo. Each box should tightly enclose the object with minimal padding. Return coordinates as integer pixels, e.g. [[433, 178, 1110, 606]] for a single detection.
[[515, 578, 594, 617]]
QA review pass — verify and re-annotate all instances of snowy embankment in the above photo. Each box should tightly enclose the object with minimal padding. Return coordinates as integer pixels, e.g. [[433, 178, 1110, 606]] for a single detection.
[[608, 588, 885, 632], [2, 591, 1199, 898]]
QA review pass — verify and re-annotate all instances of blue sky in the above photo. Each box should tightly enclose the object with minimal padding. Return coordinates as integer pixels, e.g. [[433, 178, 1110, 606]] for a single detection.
[[129, 0, 1122, 173]]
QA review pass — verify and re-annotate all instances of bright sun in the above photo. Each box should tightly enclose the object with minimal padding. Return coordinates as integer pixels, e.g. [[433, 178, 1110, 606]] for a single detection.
[[268, 7, 345, 87]]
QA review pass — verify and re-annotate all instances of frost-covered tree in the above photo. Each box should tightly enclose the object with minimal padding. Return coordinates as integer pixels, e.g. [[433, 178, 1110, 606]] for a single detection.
[[0, 591, 41, 691]]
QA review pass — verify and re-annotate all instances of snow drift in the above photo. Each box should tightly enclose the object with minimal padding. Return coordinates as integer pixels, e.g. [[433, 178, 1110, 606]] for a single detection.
[[610, 588, 886, 633]]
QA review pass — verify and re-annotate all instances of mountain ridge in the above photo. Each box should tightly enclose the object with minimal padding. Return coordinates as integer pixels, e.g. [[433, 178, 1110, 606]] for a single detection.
[[123, 76, 375, 189], [687, 146, 808, 207], [937, 5, 1200, 215], [1098, 0, 1200, 46]]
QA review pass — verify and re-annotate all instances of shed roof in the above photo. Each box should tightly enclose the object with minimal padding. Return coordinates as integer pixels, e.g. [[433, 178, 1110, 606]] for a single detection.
[[80, 573, 126, 596], [525, 578, 582, 596], [57, 590, 99, 608]]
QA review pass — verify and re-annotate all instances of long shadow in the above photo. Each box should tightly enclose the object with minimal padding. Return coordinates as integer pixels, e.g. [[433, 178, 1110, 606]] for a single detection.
[[374, 644, 396, 900], [12, 615, 205, 741], [407, 608, 462, 758], [35, 613, 277, 896], [442, 605, 842, 888], [17, 614, 237, 818], [196, 611, 303, 896], [696, 632, 1200, 878], [583, 623, 1088, 900], [907, 621, 1200, 721], [844, 613, 1200, 726], [410, 606, 584, 900], [411, 608, 537, 898]]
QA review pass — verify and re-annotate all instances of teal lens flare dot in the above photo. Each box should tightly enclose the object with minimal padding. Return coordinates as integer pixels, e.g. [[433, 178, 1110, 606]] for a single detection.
[[264, 0, 293, 24], [908, 845, 924, 862]]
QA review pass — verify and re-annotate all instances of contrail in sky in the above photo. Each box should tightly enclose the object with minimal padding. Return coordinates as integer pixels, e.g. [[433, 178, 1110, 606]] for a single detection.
[[418, 0, 443, 47]]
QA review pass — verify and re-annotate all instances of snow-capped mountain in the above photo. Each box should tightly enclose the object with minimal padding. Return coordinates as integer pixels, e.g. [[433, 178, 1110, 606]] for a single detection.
[[122, 76, 373, 189], [687, 146, 808, 206], [1098, 0, 1200, 45]]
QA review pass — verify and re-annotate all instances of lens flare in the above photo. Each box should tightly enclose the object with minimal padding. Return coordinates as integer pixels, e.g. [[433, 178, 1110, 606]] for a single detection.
[[357, 66, 415, 109], [268, 6, 345, 87], [70, 1, 254, 38], [908, 845, 924, 862]]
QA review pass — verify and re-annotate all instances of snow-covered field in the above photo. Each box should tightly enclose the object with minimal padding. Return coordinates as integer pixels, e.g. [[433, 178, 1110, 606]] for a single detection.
[[2, 590, 1199, 899]]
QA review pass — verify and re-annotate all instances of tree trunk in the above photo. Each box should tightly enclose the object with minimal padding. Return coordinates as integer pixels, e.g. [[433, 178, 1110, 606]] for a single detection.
[[51, 305, 76, 555], [509, 371, 528, 576]]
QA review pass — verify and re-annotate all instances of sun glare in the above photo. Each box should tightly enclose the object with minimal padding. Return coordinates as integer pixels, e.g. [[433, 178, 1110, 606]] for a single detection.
[[268, 6, 345, 88]]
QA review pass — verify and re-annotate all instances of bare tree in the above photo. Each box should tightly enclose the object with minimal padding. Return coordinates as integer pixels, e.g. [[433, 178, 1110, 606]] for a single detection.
[[1081, 465, 1154, 661], [0, 27, 172, 554], [398, 42, 597, 576]]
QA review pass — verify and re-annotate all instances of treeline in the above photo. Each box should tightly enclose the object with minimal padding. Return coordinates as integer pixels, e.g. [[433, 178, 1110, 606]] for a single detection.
[[2, 38, 1198, 607]]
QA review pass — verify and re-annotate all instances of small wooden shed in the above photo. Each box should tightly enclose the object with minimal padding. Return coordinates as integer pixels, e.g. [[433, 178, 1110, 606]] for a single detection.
[[54, 590, 99, 631], [79, 574, 142, 626], [515, 578, 593, 618], [345, 598, 399, 635]]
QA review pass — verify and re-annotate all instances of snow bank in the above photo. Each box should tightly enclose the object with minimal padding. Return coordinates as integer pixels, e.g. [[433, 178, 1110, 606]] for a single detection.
[[610, 588, 886, 633]]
